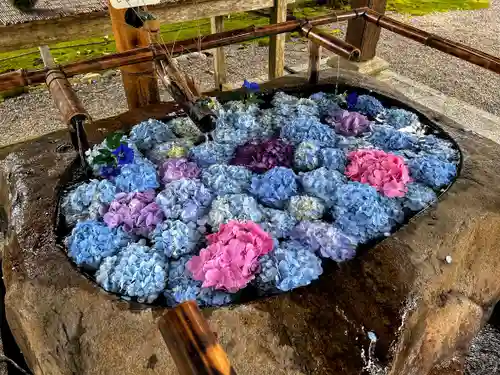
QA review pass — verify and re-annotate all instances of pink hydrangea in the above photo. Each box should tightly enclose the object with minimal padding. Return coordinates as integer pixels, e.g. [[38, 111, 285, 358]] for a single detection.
[[159, 157, 201, 185], [103, 190, 164, 236], [186, 221, 274, 292], [345, 149, 411, 198]]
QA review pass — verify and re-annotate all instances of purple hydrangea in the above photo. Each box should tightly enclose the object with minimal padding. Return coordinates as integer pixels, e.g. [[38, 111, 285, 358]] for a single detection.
[[114, 158, 160, 192], [293, 141, 321, 171], [129, 119, 176, 151], [189, 141, 235, 168], [231, 138, 294, 173], [159, 158, 201, 185], [354, 95, 385, 118], [288, 195, 326, 221], [300, 167, 347, 207], [151, 220, 201, 258], [290, 221, 356, 261], [208, 194, 264, 230], [408, 155, 457, 189], [201, 164, 253, 195], [156, 179, 214, 223], [319, 148, 347, 172], [250, 167, 298, 209], [280, 117, 337, 147], [384, 108, 419, 130], [66, 220, 133, 270], [326, 110, 372, 136]]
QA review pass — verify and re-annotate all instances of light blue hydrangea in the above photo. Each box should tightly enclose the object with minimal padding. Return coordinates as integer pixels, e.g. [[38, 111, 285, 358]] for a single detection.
[[333, 182, 404, 244], [281, 117, 337, 147], [290, 221, 357, 262], [288, 195, 325, 221], [294, 141, 321, 171], [114, 157, 160, 192], [384, 108, 419, 129], [336, 135, 374, 151], [260, 207, 297, 239], [419, 135, 459, 162], [168, 117, 203, 140], [189, 141, 235, 168], [300, 167, 347, 207], [61, 179, 117, 225], [129, 119, 176, 151], [151, 220, 201, 258], [309, 92, 342, 117], [257, 240, 323, 292], [319, 148, 347, 172], [145, 139, 194, 165], [272, 91, 319, 119], [408, 155, 457, 189], [156, 179, 214, 223], [208, 194, 264, 230], [369, 125, 419, 151], [201, 164, 253, 195], [400, 183, 437, 211], [66, 220, 133, 270], [96, 241, 167, 303], [354, 95, 385, 118], [250, 167, 298, 209]]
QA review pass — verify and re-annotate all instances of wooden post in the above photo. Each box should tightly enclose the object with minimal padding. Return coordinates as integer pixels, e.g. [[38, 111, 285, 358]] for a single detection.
[[345, 0, 387, 61], [307, 40, 321, 84], [108, 2, 160, 109], [268, 0, 287, 79], [210, 16, 228, 90]]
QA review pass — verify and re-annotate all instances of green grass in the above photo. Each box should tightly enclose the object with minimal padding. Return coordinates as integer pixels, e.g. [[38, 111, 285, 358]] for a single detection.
[[0, 0, 489, 76]]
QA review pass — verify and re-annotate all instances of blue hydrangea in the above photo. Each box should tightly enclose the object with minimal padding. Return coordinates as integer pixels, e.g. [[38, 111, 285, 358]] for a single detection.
[[168, 117, 203, 140], [369, 125, 419, 151], [257, 240, 323, 292], [408, 155, 457, 189], [309, 92, 342, 117], [288, 195, 325, 221], [319, 148, 347, 172], [336, 135, 374, 151], [400, 183, 437, 211], [281, 117, 337, 147], [272, 92, 319, 119], [201, 164, 253, 195], [300, 167, 347, 207], [294, 141, 321, 171], [151, 220, 201, 258], [156, 179, 214, 223], [96, 241, 167, 303], [260, 207, 297, 239], [61, 179, 117, 225], [114, 158, 160, 192], [208, 194, 264, 230], [129, 119, 176, 151], [384, 108, 419, 129], [66, 220, 133, 270], [290, 221, 356, 262], [419, 135, 459, 162], [189, 141, 235, 168], [333, 182, 404, 244], [354, 95, 385, 118], [250, 167, 298, 209]]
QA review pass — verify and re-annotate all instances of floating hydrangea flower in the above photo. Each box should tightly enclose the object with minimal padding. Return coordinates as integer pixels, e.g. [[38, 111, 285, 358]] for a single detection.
[[187, 221, 274, 292], [201, 164, 253, 195], [129, 119, 176, 151], [384, 108, 419, 130], [309, 92, 342, 117], [369, 125, 419, 151], [319, 148, 346, 172], [300, 167, 346, 207], [400, 183, 437, 211], [290, 221, 356, 261], [66, 220, 132, 270], [146, 139, 193, 165], [354, 95, 385, 118], [288, 195, 325, 221], [168, 117, 203, 140], [96, 241, 167, 303], [151, 220, 201, 258], [281, 117, 337, 147], [294, 141, 321, 171], [250, 167, 298, 209], [189, 141, 235, 168], [159, 158, 201, 185], [326, 110, 371, 136], [61, 179, 117, 225], [336, 135, 374, 151], [231, 138, 294, 173], [345, 149, 411, 198], [420, 135, 459, 162], [103, 190, 164, 237], [208, 194, 264, 230], [333, 182, 404, 244], [408, 155, 457, 189], [156, 179, 213, 223], [259, 207, 297, 238], [257, 240, 323, 292], [114, 158, 159, 192], [272, 91, 319, 119]]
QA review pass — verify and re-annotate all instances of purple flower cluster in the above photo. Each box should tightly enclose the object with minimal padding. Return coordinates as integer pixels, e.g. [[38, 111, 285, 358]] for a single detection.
[[231, 138, 294, 173], [326, 110, 372, 136], [159, 158, 201, 185]]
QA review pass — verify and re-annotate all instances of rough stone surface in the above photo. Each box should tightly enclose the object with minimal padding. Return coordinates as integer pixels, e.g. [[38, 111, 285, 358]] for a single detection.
[[2, 70, 500, 375]]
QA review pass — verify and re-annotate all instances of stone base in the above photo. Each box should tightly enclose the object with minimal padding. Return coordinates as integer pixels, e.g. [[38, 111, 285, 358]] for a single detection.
[[2, 69, 500, 375], [326, 56, 390, 76]]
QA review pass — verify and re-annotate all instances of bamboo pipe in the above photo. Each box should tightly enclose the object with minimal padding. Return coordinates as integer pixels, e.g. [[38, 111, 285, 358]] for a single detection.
[[300, 22, 360, 61], [158, 301, 237, 375], [0, 9, 363, 92], [364, 10, 500, 74]]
